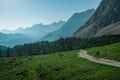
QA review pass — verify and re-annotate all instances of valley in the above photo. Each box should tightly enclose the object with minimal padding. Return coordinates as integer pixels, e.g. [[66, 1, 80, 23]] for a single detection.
[[0, 0, 120, 80], [0, 43, 120, 80]]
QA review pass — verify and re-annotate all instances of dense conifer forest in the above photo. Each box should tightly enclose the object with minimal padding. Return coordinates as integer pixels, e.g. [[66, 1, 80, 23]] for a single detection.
[[2, 34, 119, 57]]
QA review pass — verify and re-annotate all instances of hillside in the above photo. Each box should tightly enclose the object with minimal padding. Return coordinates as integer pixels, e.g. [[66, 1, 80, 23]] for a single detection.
[[8, 34, 120, 57], [95, 22, 120, 37], [41, 9, 95, 41], [87, 43, 120, 61], [0, 49, 120, 80], [74, 0, 120, 38]]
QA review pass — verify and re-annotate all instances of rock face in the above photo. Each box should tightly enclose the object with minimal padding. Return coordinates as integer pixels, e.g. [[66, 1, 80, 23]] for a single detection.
[[74, 0, 120, 38], [95, 22, 120, 37], [41, 9, 95, 41]]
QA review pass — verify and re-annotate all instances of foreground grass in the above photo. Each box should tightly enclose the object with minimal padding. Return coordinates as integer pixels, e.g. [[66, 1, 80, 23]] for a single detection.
[[87, 43, 120, 61], [0, 50, 120, 80]]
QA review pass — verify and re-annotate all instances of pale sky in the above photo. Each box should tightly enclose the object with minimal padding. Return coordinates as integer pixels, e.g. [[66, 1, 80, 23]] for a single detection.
[[0, 0, 101, 31]]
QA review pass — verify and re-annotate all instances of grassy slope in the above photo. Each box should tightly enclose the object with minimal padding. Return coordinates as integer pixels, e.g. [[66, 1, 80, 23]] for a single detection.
[[87, 43, 120, 61], [0, 49, 120, 80]]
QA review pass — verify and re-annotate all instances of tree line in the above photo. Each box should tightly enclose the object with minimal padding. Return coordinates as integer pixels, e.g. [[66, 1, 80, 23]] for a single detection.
[[1, 34, 120, 57]]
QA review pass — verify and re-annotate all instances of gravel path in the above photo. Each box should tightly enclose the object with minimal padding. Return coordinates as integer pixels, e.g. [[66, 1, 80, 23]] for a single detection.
[[78, 50, 120, 67]]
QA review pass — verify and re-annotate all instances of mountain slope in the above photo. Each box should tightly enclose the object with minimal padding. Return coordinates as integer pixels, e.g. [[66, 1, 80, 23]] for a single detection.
[[41, 9, 95, 41], [95, 21, 120, 37], [74, 0, 120, 38]]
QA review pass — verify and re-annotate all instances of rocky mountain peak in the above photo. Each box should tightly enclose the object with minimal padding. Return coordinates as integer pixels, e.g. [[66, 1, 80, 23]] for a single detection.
[[74, 0, 120, 38]]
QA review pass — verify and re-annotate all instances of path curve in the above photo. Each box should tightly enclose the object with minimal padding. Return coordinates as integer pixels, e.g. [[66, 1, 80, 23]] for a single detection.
[[78, 50, 120, 67]]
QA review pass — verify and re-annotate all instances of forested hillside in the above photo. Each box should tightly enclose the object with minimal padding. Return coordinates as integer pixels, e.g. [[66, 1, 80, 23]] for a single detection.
[[3, 35, 120, 57]]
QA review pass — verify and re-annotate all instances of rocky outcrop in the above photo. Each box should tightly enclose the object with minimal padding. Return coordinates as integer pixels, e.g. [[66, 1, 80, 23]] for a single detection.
[[74, 0, 120, 38], [95, 22, 120, 37]]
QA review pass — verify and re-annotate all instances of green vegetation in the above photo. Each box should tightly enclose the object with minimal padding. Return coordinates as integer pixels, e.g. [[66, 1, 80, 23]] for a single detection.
[[0, 49, 2, 57], [4, 34, 120, 57], [0, 46, 7, 57], [0, 50, 120, 80], [87, 43, 120, 61]]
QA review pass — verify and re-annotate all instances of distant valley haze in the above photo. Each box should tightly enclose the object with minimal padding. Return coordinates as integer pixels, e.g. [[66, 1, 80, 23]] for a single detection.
[[0, 0, 102, 47], [0, 0, 101, 31]]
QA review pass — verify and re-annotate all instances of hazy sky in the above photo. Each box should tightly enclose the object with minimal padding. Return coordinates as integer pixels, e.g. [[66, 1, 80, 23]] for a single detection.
[[0, 0, 101, 31]]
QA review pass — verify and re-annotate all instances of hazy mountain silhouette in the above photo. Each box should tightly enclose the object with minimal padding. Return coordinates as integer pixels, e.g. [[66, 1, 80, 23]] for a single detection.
[[0, 32, 34, 47], [41, 9, 95, 41], [2, 21, 65, 39], [0, 21, 65, 47], [74, 0, 120, 38]]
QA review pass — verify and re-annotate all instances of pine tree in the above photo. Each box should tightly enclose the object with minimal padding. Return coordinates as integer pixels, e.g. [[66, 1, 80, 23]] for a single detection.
[[6, 48, 11, 57], [0, 49, 2, 57]]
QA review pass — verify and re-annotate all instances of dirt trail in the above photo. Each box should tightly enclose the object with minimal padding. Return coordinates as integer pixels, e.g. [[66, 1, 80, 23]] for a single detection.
[[78, 50, 120, 67]]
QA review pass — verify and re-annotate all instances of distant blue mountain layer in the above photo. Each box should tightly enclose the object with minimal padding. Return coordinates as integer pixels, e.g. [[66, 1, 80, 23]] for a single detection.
[[41, 9, 95, 41]]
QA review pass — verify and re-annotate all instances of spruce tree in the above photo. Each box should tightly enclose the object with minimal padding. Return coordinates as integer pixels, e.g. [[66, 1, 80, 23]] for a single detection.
[[0, 49, 2, 57]]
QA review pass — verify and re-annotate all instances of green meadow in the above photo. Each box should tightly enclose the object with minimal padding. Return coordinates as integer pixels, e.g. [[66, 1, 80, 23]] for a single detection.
[[0, 43, 120, 80], [87, 43, 120, 61]]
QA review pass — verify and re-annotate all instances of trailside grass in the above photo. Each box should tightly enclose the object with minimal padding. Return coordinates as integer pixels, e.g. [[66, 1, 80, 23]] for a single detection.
[[87, 43, 120, 61], [0, 50, 120, 80]]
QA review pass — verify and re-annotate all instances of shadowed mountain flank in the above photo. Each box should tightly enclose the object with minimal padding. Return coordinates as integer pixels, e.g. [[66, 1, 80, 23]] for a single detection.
[[74, 0, 120, 38]]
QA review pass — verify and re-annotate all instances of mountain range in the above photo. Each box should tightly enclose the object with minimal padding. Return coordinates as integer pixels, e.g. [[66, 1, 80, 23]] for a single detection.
[[0, 9, 95, 46], [41, 9, 95, 41], [1, 0, 120, 47], [74, 0, 120, 38], [2, 21, 65, 39], [0, 21, 65, 47]]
